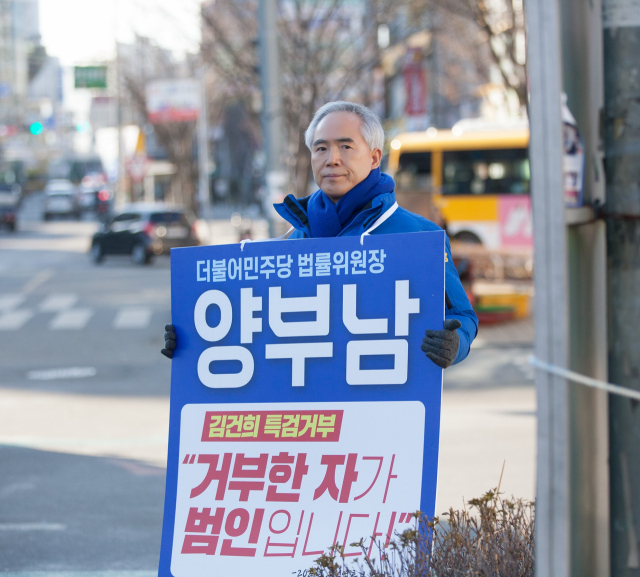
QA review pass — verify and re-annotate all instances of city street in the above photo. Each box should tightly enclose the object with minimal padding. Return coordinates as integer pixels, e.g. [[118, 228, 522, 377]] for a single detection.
[[0, 195, 535, 574]]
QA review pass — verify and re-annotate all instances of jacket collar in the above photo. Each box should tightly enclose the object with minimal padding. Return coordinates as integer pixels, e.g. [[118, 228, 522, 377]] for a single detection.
[[274, 195, 312, 237], [274, 190, 397, 238]]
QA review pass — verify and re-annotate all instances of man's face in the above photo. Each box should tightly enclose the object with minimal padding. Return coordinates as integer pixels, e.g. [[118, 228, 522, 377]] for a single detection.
[[310, 111, 382, 202]]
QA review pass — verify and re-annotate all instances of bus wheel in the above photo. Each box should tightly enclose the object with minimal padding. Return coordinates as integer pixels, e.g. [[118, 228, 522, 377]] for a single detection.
[[453, 231, 482, 245]]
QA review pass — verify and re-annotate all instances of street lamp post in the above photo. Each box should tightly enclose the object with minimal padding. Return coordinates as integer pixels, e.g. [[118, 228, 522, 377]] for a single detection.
[[258, 0, 286, 237]]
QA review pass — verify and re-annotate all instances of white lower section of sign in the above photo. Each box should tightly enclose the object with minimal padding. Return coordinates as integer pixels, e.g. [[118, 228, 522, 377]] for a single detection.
[[171, 401, 425, 577]]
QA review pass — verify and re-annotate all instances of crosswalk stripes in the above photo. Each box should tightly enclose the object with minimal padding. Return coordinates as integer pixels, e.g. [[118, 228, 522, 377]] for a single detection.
[[50, 308, 95, 330], [0, 293, 158, 331], [0, 294, 25, 312], [39, 293, 78, 312], [0, 309, 35, 331], [112, 307, 153, 329], [0, 522, 66, 531]]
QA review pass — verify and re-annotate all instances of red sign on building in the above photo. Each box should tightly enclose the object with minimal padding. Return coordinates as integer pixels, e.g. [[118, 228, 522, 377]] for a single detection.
[[403, 49, 427, 116]]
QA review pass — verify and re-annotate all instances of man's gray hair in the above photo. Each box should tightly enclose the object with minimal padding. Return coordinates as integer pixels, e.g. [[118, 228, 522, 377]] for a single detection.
[[304, 101, 385, 151]]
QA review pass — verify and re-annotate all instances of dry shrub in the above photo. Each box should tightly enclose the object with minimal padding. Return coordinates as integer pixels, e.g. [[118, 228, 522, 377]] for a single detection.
[[309, 489, 535, 577]]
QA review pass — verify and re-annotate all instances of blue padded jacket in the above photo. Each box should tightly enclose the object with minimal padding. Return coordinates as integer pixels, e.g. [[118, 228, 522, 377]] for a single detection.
[[274, 189, 479, 364]]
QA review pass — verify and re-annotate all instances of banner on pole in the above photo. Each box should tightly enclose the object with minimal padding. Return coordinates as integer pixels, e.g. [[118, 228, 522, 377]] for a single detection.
[[146, 79, 199, 124], [159, 231, 445, 577]]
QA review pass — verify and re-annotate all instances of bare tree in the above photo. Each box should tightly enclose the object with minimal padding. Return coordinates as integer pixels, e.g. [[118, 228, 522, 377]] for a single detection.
[[200, 0, 525, 203], [119, 37, 199, 212], [423, 0, 527, 110], [201, 0, 410, 198], [118, 0, 524, 212]]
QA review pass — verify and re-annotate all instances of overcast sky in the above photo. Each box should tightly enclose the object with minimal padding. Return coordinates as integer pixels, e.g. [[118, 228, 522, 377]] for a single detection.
[[39, 0, 201, 66]]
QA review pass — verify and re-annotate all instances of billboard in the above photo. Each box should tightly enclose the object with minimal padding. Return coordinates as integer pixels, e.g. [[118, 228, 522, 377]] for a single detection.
[[159, 231, 446, 577], [146, 78, 199, 124]]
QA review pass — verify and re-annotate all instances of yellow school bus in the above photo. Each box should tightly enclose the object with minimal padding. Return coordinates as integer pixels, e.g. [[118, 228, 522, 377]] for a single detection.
[[386, 125, 531, 250]]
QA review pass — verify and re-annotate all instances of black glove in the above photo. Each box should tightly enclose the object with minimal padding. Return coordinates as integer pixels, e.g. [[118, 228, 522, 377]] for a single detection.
[[161, 324, 176, 359], [421, 319, 461, 369]]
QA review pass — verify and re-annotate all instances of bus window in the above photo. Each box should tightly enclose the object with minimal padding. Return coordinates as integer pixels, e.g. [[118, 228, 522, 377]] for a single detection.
[[396, 151, 432, 192], [442, 148, 529, 195]]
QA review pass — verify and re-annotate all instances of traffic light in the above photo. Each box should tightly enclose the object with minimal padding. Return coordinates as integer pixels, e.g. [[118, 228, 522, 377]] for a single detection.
[[29, 122, 43, 135]]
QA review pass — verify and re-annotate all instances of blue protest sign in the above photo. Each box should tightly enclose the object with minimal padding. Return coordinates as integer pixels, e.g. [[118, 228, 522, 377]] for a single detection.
[[159, 231, 445, 577]]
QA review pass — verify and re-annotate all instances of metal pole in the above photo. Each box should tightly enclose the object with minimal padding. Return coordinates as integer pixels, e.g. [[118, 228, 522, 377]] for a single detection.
[[258, 0, 285, 236], [525, 0, 572, 574], [602, 3, 640, 573], [197, 65, 210, 218], [114, 0, 127, 205]]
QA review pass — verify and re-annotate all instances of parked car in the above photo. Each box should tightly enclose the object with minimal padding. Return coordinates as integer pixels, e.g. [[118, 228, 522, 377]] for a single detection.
[[0, 193, 18, 231], [43, 179, 79, 220], [0, 164, 21, 231], [90, 204, 199, 265]]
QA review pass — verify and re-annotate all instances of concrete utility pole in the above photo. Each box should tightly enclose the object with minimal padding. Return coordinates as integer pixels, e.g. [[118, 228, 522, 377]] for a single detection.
[[602, 2, 640, 572], [527, 0, 610, 575], [559, 1, 610, 575], [258, 0, 286, 236], [526, 0, 571, 571]]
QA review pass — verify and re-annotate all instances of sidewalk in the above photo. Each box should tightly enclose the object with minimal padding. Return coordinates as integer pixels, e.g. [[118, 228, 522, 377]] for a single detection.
[[438, 316, 536, 510], [437, 386, 536, 511]]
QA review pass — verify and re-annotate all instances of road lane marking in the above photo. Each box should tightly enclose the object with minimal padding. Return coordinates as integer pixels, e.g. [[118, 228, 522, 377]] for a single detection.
[[0, 309, 34, 330], [2, 569, 158, 577], [39, 293, 78, 312], [0, 294, 26, 312], [22, 269, 54, 293], [106, 458, 166, 476], [113, 307, 153, 329], [0, 523, 66, 531], [28, 367, 97, 381], [0, 436, 168, 448], [50, 308, 94, 330]]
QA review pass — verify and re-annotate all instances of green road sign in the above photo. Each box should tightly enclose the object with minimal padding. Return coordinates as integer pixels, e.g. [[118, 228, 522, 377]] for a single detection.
[[74, 66, 107, 89]]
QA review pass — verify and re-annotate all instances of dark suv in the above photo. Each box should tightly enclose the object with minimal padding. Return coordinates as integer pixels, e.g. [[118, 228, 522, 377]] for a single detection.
[[90, 204, 199, 265]]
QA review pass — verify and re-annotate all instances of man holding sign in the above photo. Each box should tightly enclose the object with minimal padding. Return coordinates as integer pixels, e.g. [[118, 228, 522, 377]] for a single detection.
[[162, 101, 477, 366], [157, 102, 477, 577]]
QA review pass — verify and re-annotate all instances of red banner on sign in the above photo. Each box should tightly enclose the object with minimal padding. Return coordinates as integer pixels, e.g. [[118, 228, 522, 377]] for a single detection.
[[201, 410, 343, 443]]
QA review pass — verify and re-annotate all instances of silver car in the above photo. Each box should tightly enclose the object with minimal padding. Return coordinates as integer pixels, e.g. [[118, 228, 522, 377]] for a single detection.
[[43, 180, 80, 220]]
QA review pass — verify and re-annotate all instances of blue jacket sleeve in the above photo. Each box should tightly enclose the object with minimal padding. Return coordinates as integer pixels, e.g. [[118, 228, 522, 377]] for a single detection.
[[444, 236, 479, 364]]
